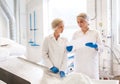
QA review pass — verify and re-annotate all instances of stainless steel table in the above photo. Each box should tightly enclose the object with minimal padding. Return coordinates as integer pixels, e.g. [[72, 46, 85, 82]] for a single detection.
[[0, 57, 119, 84], [0, 57, 59, 84]]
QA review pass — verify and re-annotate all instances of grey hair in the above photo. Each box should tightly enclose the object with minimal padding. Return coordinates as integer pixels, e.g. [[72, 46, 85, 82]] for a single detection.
[[51, 18, 63, 30]]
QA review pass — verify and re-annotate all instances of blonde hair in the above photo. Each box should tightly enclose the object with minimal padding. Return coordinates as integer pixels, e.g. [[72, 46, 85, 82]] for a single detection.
[[51, 18, 63, 30], [77, 13, 89, 21]]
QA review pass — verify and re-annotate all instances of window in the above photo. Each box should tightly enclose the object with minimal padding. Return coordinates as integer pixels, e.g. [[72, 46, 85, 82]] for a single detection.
[[48, 0, 87, 41]]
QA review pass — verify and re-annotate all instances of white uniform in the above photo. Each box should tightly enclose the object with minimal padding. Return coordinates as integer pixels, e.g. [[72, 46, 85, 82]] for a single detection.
[[42, 34, 67, 71], [72, 29, 102, 79]]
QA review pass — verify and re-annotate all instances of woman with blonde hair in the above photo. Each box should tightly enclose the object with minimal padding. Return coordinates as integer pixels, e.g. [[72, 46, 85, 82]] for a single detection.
[[42, 18, 67, 78]]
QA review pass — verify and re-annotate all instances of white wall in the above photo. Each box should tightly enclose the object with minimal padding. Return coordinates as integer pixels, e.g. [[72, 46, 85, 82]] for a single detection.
[[26, 0, 44, 62], [0, 0, 46, 62]]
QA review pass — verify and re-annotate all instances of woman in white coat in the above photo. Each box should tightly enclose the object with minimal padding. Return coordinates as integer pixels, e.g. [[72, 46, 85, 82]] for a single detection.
[[42, 18, 67, 78], [72, 13, 102, 79]]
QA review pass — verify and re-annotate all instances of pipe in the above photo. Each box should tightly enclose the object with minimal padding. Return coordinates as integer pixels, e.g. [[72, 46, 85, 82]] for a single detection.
[[0, 0, 16, 40], [104, 45, 120, 64], [91, 0, 97, 20]]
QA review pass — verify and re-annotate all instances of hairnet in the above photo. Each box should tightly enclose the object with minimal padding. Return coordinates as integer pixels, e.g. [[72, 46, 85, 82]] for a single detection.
[[51, 18, 63, 30], [77, 13, 89, 21]]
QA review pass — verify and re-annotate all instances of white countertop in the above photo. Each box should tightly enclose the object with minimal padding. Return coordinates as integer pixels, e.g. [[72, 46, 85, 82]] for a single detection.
[[0, 57, 119, 84], [0, 80, 6, 84], [0, 57, 47, 84]]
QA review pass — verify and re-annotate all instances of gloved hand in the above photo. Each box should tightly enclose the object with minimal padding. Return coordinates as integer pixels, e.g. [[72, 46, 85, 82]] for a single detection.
[[50, 66, 59, 73], [66, 45, 73, 52], [85, 42, 98, 49], [59, 71, 65, 78]]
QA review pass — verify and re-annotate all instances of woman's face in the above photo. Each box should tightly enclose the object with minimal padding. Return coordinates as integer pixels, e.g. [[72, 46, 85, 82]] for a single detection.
[[77, 17, 88, 29], [55, 22, 64, 34]]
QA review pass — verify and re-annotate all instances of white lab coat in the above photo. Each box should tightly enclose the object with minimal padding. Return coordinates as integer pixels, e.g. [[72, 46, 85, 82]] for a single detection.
[[72, 29, 102, 79], [42, 34, 67, 71]]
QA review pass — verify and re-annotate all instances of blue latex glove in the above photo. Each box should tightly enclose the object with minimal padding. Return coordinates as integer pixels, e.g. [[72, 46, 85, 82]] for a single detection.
[[50, 66, 59, 73], [66, 45, 73, 52], [85, 42, 98, 49], [59, 71, 65, 78]]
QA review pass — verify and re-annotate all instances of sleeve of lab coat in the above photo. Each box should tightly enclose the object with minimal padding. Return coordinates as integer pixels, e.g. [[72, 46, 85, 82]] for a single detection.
[[42, 37, 53, 69]]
